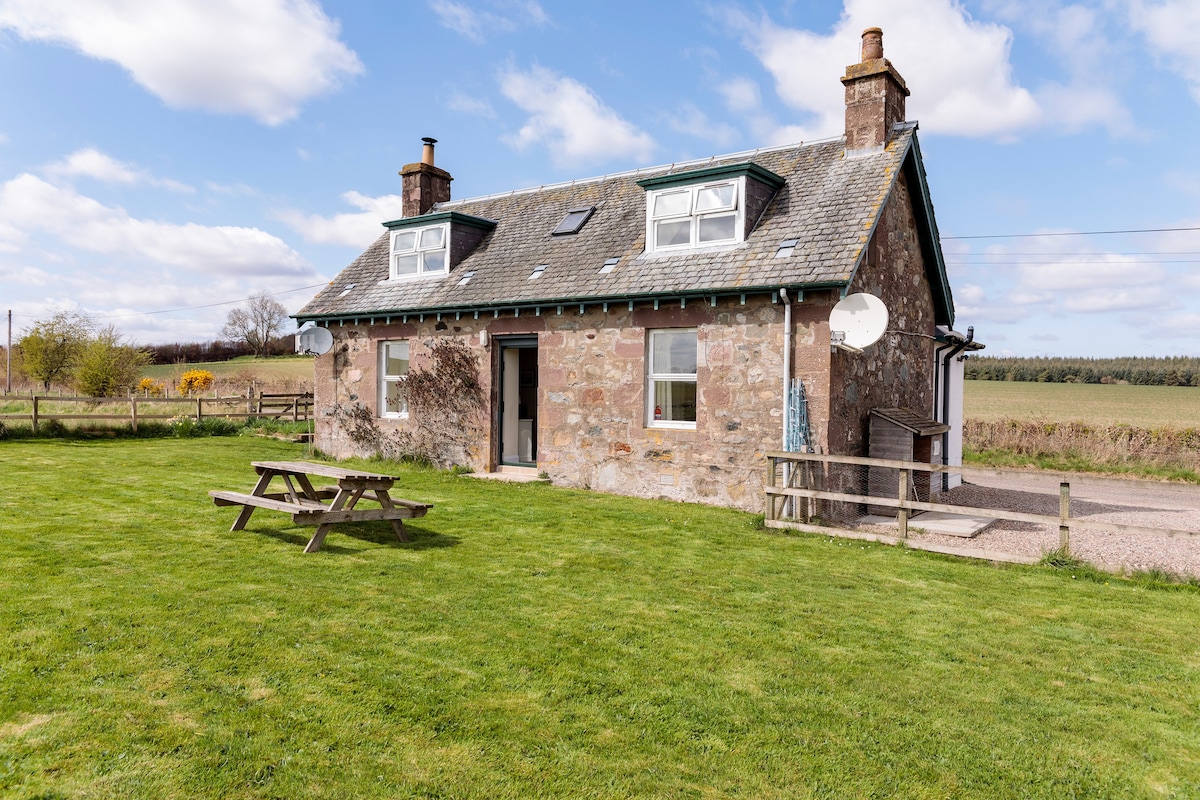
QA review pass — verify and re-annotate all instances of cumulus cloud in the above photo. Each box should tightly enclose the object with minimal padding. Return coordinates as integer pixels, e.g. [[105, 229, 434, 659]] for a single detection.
[[0, 173, 311, 277], [45, 148, 194, 192], [721, 0, 1040, 140], [430, 0, 549, 43], [499, 64, 655, 167], [276, 191, 406, 247], [1131, 0, 1200, 104], [664, 102, 740, 148], [0, 0, 363, 125]]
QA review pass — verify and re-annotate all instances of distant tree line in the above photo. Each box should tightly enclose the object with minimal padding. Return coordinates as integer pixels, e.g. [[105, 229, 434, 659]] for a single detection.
[[965, 356, 1200, 387], [142, 334, 294, 365]]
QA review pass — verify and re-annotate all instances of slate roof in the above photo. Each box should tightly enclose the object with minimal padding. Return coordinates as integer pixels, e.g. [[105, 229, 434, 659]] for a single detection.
[[296, 124, 948, 322]]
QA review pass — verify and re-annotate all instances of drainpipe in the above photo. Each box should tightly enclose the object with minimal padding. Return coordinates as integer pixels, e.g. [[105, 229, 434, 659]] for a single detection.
[[940, 326, 973, 490], [779, 288, 792, 450]]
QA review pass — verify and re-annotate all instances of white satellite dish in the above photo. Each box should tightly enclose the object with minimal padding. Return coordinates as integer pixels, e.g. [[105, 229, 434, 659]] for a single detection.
[[296, 325, 334, 356], [828, 293, 888, 353]]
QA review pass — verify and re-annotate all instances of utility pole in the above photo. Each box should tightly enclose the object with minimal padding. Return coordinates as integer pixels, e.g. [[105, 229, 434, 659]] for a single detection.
[[6, 309, 11, 395]]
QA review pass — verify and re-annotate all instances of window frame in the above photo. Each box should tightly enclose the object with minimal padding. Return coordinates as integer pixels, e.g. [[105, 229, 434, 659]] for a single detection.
[[646, 327, 698, 430], [378, 339, 410, 418], [646, 177, 744, 253], [389, 222, 449, 280]]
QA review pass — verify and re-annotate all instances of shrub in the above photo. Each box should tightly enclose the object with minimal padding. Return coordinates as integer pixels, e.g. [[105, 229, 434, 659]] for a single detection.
[[137, 377, 165, 397], [177, 369, 215, 396]]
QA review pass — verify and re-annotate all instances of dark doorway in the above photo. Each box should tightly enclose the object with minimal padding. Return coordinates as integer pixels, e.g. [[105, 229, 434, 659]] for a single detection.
[[498, 337, 538, 467]]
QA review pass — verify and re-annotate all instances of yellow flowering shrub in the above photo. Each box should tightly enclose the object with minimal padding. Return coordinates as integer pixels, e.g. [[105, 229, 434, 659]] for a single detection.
[[177, 369, 215, 396], [137, 377, 165, 397]]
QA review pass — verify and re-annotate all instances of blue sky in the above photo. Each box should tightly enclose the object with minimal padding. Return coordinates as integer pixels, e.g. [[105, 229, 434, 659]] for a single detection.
[[1, 0, 1199, 358]]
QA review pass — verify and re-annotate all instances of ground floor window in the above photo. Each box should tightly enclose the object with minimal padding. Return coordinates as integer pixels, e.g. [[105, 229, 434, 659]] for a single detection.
[[647, 328, 697, 428], [379, 340, 409, 417]]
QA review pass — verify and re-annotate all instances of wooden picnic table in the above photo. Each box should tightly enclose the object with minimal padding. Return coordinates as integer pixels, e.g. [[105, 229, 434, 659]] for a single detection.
[[210, 461, 431, 553]]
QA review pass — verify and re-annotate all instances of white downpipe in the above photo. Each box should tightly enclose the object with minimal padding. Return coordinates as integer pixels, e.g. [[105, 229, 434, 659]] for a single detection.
[[780, 288, 793, 517]]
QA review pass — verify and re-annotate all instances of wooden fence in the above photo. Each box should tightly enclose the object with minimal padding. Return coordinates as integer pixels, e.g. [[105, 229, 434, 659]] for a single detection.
[[0, 392, 313, 433], [765, 451, 1199, 567]]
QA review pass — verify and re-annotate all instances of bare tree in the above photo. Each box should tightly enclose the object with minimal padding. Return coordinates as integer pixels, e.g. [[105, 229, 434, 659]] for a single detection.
[[221, 291, 291, 359]]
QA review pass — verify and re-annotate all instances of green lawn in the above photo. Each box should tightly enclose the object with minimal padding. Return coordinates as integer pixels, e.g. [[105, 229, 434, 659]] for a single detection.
[[3, 438, 1200, 798], [965, 380, 1200, 427]]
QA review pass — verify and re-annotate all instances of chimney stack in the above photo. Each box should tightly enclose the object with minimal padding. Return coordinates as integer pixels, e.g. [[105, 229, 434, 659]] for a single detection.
[[400, 137, 452, 217], [841, 27, 910, 154]]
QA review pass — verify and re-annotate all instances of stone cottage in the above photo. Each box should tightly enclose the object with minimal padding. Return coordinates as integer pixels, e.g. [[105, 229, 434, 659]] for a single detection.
[[294, 28, 977, 512]]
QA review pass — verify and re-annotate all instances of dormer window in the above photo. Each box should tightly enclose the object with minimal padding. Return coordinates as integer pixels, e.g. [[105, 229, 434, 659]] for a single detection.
[[638, 162, 785, 255], [391, 224, 448, 279], [381, 211, 497, 282], [649, 181, 740, 250]]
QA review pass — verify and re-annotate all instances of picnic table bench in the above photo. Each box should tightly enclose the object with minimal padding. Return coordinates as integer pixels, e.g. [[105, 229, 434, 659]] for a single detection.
[[210, 460, 431, 553]]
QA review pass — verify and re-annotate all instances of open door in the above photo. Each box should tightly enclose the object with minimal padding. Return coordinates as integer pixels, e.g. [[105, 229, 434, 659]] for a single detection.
[[498, 337, 538, 467]]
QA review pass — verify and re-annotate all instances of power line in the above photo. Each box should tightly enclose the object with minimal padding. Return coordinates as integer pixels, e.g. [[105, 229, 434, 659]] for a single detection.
[[942, 225, 1200, 240], [13, 282, 328, 321]]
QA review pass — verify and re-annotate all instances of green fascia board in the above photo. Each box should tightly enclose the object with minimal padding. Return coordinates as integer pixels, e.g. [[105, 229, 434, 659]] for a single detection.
[[292, 281, 848, 325], [904, 133, 954, 327], [382, 211, 498, 232], [636, 162, 786, 191]]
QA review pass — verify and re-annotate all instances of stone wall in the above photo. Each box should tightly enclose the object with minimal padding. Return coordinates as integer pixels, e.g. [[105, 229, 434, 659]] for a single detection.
[[827, 170, 937, 455], [311, 294, 800, 511]]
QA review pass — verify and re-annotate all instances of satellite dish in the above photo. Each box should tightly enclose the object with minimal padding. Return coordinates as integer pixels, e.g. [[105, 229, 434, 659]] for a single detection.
[[296, 326, 334, 356], [828, 293, 888, 352]]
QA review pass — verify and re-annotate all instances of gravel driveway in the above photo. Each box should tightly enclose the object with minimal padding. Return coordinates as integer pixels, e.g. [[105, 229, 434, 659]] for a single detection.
[[908, 471, 1200, 578]]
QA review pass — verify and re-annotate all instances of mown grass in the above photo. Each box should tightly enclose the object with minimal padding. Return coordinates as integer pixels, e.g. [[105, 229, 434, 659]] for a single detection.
[[3, 438, 1200, 798]]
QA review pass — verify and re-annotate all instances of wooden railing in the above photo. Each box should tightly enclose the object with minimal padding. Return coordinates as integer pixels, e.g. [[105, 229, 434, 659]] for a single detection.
[[0, 392, 313, 433], [765, 451, 1199, 566]]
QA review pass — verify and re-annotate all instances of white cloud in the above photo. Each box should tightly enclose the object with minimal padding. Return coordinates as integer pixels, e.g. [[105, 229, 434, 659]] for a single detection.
[[722, 0, 1041, 140], [499, 64, 655, 167], [0, 173, 311, 277], [430, 0, 549, 43], [446, 90, 497, 118], [718, 77, 762, 113], [1131, 0, 1200, 104], [0, 0, 363, 125], [45, 148, 194, 192], [276, 191, 405, 247], [665, 102, 739, 148]]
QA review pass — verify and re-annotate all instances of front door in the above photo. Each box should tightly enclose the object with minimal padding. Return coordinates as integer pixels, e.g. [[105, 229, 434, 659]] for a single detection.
[[498, 337, 538, 467]]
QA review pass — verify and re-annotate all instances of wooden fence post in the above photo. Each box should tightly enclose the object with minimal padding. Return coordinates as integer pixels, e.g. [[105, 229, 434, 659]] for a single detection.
[[196, 397, 203, 422], [765, 456, 777, 522], [130, 397, 138, 433], [1059, 481, 1070, 552], [32, 395, 38, 433], [897, 468, 909, 538]]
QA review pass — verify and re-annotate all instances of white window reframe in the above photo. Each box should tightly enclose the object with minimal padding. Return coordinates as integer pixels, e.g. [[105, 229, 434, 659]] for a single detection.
[[389, 222, 449, 280], [646, 328, 698, 430], [645, 177, 745, 253], [378, 340, 410, 418]]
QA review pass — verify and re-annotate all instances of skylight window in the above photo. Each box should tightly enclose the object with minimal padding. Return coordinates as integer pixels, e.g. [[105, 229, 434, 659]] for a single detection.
[[552, 206, 595, 236], [528, 264, 548, 280], [390, 223, 448, 280], [456, 270, 476, 286], [598, 257, 619, 274]]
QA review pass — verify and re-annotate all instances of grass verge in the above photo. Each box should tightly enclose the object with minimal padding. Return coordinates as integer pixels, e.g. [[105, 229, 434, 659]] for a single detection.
[[2, 438, 1200, 798]]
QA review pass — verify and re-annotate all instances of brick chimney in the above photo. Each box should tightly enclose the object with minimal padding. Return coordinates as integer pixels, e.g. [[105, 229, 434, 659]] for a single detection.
[[841, 28, 910, 154], [399, 137, 452, 217]]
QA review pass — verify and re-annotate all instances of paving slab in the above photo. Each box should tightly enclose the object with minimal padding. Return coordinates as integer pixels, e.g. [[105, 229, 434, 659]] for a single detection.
[[859, 511, 995, 538]]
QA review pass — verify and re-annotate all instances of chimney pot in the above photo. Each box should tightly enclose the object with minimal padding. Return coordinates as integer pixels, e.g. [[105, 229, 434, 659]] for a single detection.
[[421, 137, 437, 166], [861, 27, 883, 61]]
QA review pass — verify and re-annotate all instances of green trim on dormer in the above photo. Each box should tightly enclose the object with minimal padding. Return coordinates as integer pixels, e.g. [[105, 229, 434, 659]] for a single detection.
[[382, 211, 498, 232], [636, 162, 785, 191]]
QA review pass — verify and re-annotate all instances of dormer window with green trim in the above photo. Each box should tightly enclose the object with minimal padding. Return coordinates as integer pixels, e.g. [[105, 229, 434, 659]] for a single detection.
[[638, 162, 785, 255], [381, 210, 497, 282], [391, 223, 448, 279]]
